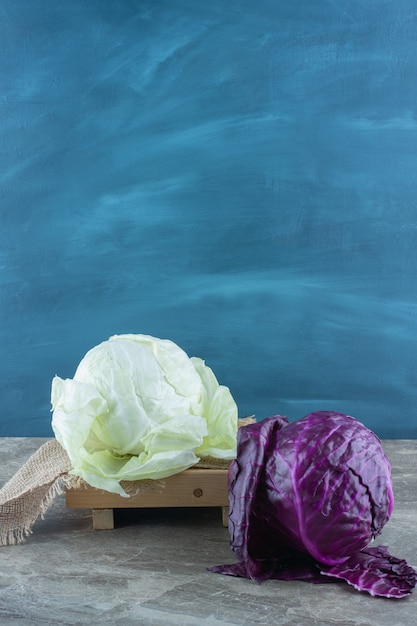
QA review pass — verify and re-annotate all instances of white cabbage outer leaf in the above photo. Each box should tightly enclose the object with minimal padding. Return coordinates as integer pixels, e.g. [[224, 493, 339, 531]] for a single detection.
[[51, 334, 238, 496]]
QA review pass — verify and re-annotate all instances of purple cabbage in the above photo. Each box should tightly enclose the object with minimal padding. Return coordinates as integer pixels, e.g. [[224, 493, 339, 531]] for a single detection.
[[211, 411, 417, 598]]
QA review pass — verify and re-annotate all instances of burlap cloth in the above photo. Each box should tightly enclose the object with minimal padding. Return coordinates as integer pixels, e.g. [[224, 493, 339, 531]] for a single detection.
[[0, 439, 72, 546], [0, 417, 255, 546]]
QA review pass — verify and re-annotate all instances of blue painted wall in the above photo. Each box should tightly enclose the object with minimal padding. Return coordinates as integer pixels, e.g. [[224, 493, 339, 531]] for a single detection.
[[2, 0, 417, 438]]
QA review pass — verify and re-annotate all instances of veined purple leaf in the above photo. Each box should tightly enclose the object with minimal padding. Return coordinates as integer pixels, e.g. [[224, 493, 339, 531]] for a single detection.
[[321, 545, 417, 598]]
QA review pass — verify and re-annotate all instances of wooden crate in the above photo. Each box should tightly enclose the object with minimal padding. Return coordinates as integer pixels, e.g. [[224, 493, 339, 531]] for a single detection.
[[65, 468, 230, 529]]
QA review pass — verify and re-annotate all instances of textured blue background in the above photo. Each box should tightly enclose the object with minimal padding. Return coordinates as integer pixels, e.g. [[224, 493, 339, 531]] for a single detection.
[[1, 0, 417, 437]]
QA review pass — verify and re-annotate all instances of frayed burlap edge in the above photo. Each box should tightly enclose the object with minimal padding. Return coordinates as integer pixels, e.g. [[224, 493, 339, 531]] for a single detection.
[[0, 439, 72, 546], [0, 416, 256, 546]]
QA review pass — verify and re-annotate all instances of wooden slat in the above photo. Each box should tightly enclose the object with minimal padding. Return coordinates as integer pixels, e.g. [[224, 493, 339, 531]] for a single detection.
[[65, 468, 229, 509]]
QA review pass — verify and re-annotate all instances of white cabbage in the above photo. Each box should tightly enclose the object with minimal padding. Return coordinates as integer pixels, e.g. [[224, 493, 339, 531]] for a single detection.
[[51, 334, 238, 496]]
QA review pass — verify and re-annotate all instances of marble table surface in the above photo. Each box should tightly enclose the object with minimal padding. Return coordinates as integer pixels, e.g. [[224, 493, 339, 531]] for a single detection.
[[0, 437, 416, 626]]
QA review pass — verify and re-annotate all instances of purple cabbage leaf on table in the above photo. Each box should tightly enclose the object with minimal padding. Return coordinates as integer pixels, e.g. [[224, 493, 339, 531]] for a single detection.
[[210, 411, 417, 598]]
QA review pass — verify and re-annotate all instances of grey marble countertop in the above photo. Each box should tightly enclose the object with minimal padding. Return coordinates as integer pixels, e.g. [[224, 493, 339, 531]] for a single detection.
[[0, 438, 416, 626]]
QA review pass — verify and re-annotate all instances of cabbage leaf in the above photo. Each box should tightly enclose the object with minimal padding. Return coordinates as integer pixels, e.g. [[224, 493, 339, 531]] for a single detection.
[[211, 411, 417, 598]]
